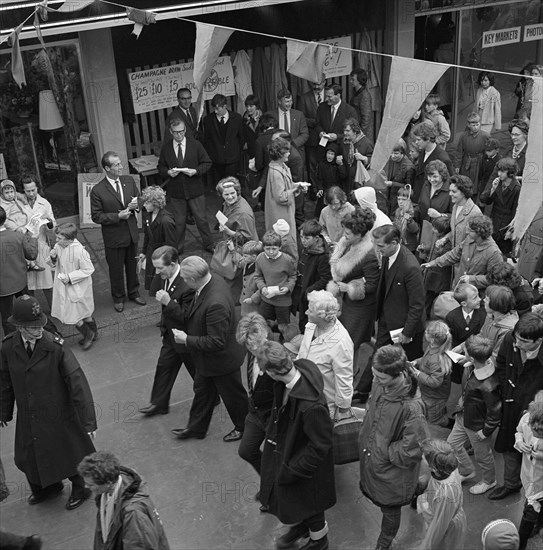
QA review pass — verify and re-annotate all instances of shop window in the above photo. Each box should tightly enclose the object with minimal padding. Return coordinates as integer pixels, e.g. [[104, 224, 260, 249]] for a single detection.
[[0, 41, 98, 219]]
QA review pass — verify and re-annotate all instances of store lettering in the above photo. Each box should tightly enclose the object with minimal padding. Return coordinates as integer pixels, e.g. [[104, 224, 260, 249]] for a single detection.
[[526, 27, 543, 37]]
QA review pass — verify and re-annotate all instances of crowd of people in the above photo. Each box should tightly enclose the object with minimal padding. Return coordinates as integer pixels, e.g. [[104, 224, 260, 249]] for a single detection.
[[1, 67, 543, 550]]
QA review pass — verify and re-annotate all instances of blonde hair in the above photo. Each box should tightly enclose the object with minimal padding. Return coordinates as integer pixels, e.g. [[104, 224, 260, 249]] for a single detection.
[[307, 290, 340, 323], [425, 320, 452, 375]]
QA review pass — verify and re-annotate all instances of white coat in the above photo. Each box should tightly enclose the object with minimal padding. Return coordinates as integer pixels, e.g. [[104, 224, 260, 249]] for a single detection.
[[50, 239, 94, 324], [26, 195, 55, 291]]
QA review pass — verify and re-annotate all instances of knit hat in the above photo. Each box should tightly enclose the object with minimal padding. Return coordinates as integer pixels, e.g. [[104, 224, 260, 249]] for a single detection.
[[353, 187, 377, 212], [481, 519, 519, 550], [8, 295, 48, 328], [0, 179, 16, 192], [272, 219, 290, 237]]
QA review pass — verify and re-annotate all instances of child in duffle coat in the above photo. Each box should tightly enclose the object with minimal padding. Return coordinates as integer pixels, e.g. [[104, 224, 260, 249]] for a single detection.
[[239, 240, 263, 316]]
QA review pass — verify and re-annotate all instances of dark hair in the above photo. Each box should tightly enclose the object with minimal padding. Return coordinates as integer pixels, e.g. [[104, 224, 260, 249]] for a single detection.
[[300, 219, 322, 237], [342, 208, 375, 237], [412, 121, 437, 142], [478, 71, 496, 86], [373, 345, 408, 377], [486, 262, 522, 289], [244, 94, 260, 108], [468, 215, 493, 240], [343, 117, 361, 134], [262, 230, 282, 247], [515, 312, 543, 341], [465, 334, 494, 363], [257, 113, 278, 133], [211, 94, 227, 107], [273, 131, 292, 143], [425, 159, 449, 182], [496, 157, 519, 177], [372, 224, 401, 244], [268, 137, 290, 161], [449, 174, 473, 199], [0, 206, 6, 226], [324, 186, 347, 205], [431, 215, 451, 235], [177, 88, 192, 99], [325, 83, 342, 96], [424, 93, 441, 106], [508, 119, 529, 135], [101, 151, 120, 170], [77, 451, 120, 485], [277, 88, 292, 100], [350, 68, 368, 87], [256, 340, 294, 375], [484, 137, 500, 151], [55, 223, 77, 240], [486, 285, 515, 315], [151, 245, 179, 265], [21, 176, 40, 188]]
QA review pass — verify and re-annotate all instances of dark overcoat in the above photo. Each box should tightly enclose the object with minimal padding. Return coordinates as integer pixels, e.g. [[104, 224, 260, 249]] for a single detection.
[[260, 359, 336, 524], [0, 331, 96, 486]]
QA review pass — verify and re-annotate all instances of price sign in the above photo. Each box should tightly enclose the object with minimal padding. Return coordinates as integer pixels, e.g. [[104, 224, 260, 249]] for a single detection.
[[322, 36, 352, 78], [129, 56, 235, 115]]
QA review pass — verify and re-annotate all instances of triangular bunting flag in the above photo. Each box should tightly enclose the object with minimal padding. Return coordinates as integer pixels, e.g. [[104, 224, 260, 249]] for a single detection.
[[9, 23, 26, 88], [126, 8, 156, 39], [55, 0, 95, 12], [286, 40, 327, 83]]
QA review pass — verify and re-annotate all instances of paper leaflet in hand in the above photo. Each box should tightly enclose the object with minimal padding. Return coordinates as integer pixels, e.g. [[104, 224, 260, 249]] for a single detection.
[[25, 214, 48, 237], [266, 285, 281, 298], [390, 328, 404, 343], [215, 211, 228, 226], [446, 350, 465, 363]]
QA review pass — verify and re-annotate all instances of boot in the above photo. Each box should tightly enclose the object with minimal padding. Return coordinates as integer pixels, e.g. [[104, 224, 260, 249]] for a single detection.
[[518, 505, 539, 550], [76, 323, 95, 351], [85, 318, 98, 342]]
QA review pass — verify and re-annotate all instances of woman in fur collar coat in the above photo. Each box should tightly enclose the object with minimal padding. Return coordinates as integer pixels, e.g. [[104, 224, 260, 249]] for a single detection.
[[327, 208, 380, 349]]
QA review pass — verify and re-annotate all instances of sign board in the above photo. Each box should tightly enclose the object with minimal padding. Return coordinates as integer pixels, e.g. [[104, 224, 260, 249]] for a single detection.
[[482, 27, 521, 48], [129, 56, 235, 115], [0, 153, 6, 180], [78, 174, 141, 229], [524, 23, 543, 42], [322, 36, 353, 78]]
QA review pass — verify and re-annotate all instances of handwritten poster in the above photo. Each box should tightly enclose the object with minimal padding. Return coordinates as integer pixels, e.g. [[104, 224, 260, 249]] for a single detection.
[[322, 36, 353, 78]]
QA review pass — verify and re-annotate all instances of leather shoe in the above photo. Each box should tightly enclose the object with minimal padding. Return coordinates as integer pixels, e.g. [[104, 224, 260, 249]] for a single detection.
[[487, 485, 521, 500], [130, 296, 146, 306], [65, 488, 91, 510], [28, 483, 64, 505], [223, 428, 243, 442], [114, 303, 124, 313], [140, 404, 169, 416], [171, 428, 206, 440]]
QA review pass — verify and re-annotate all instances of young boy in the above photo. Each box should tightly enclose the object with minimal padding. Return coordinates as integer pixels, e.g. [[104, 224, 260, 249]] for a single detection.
[[447, 335, 502, 495], [423, 94, 451, 149], [272, 218, 298, 261], [294, 220, 331, 332], [383, 139, 415, 215], [314, 145, 344, 218], [479, 157, 521, 257], [478, 138, 501, 203], [239, 240, 264, 316], [254, 231, 297, 337]]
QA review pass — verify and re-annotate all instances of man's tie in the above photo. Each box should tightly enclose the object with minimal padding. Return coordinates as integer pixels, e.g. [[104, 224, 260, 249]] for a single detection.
[[247, 354, 255, 394], [330, 105, 336, 124], [164, 278, 170, 292], [283, 111, 289, 133], [220, 116, 226, 125], [186, 109, 193, 126], [177, 143, 183, 165], [26, 342, 33, 358], [316, 93, 321, 105], [465, 314, 471, 326], [115, 179, 122, 197]]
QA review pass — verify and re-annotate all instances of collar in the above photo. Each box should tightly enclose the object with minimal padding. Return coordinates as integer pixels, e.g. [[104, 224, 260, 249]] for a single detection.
[[196, 275, 211, 295], [388, 245, 401, 267], [265, 251, 282, 260], [285, 368, 301, 391], [21, 335, 38, 348], [473, 359, 495, 380], [424, 143, 437, 158], [217, 111, 230, 123], [105, 175, 119, 186], [332, 99, 341, 110], [462, 308, 474, 320], [168, 265, 180, 287], [174, 138, 185, 148]]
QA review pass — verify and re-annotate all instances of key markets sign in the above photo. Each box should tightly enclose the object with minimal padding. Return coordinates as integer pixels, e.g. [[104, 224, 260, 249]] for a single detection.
[[482, 23, 543, 48]]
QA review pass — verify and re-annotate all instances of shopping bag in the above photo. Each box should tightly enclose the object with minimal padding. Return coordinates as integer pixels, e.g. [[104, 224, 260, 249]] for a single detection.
[[332, 407, 366, 465]]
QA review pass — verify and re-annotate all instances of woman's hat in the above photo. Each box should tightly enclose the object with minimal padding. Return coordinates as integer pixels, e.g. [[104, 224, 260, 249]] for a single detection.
[[0, 179, 16, 192], [8, 295, 48, 328], [272, 219, 290, 237]]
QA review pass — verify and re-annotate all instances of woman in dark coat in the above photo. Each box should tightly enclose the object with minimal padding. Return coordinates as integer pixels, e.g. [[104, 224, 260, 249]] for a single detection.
[[486, 261, 533, 316], [418, 159, 452, 223], [359, 345, 428, 550], [78, 451, 170, 550], [258, 341, 336, 550], [138, 186, 177, 292], [327, 208, 379, 350]]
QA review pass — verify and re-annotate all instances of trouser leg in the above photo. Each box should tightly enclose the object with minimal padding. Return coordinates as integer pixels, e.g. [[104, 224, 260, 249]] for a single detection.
[[104, 246, 126, 302], [214, 370, 249, 432], [377, 505, 402, 549], [238, 411, 266, 474], [188, 195, 212, 248]]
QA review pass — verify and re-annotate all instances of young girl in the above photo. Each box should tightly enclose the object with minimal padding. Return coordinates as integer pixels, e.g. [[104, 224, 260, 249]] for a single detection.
[[514, 390, 543, 550], [410, 321, 453, 428], [49, 223, 96, 350], [392, 185, 419, 253], [417, 439, 467, 550], [314, 145, 343, 218], [456, 112, 489, 195], [476, 71, 502, 134], [239, 240, 263, 316]]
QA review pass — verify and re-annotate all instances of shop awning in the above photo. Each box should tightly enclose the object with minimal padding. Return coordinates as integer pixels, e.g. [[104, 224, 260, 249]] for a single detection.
[[0, 0, 305, 44]]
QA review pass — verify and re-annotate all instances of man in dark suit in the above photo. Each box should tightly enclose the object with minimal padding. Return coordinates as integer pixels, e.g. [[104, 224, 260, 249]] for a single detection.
[[354, 224, 426, 402], [412, 121, 454, 202], [171, 256, 248, 442], [202, 93, 245, 182], [139, 246, 196, 417], [445, 283, 487, 348], [90, 151, 145, 312], [0, 206, 38, 335], [163, 88, 200, 142], [298, 76, 325, 185], [315, 83, 358, 161], [269, 89, 308, 164], [158, 118, 214, 254]]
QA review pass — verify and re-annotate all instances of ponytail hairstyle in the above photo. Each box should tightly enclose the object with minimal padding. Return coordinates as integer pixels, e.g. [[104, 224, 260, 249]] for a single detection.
[[425, 320, 453, 375]]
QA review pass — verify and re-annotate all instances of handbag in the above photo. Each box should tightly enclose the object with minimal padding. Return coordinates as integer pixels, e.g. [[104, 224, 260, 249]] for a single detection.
[[209, 240, 240, 281], [332, 406, 366, 465]]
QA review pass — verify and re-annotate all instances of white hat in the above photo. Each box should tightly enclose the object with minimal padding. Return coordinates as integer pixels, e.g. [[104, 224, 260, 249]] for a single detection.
[[353, 187, 377, 212], [481, 519, 519, 550], [273, 219, 290, 237]]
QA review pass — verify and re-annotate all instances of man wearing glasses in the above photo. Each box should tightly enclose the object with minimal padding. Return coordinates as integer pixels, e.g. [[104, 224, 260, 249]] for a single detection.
[[158, 119, 214, 254], [164, 88, 200, 142]]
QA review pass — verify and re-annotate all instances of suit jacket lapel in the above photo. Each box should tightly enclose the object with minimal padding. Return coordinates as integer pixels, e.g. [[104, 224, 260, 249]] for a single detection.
[[188, 277, 212, 317], [385, 250, 402, 296], [105, 179, 124, 208]]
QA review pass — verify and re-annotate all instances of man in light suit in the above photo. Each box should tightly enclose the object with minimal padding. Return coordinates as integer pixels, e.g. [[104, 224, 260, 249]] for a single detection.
[[163, 88, 200, 142], [353, 224, 426, 402], [171, 256, 248, 442], [315, 83, 358, 161], [140, 246, 195, 417], [269, 89, 308, 164], [158, 118, 213, 254], [298, 76, 326, 185], [202, 93, 245, 182], [90, 152, 145, 312]]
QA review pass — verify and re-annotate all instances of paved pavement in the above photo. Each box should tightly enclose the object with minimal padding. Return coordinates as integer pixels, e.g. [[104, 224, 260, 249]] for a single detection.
[[1, 191, 542, 549]]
